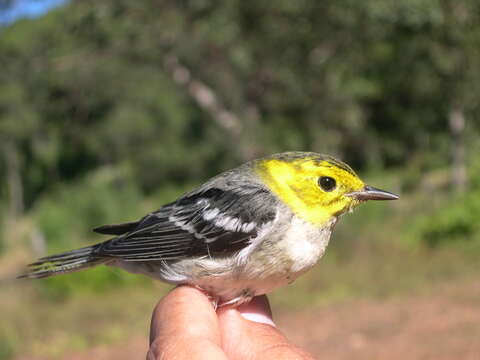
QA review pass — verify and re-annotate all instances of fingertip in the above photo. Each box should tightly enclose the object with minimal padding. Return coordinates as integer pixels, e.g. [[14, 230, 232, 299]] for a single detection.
[[217, 295, 276, 330], [237, 295, 276, 327], [218, 296, 315, 360], [162, 284, 214, 307], [218, 296, 281, 356], [148, 285, 229, 359], [150, 285, 219, 344], [153, 285, 215, 320]]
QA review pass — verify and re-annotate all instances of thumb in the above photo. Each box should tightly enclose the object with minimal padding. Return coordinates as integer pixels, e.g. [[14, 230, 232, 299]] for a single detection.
[[218, 296, 315, 360]]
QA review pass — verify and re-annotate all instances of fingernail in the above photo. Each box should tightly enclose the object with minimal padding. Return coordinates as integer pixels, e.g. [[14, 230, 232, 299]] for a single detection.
[[239, 311, 276, 327]]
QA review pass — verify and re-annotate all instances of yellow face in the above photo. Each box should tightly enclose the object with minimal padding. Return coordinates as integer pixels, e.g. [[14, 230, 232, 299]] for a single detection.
[[257, 156, 366, 225]]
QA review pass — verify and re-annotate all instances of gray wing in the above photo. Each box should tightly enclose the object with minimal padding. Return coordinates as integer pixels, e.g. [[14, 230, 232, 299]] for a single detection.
[[96, 185, 277, 261]]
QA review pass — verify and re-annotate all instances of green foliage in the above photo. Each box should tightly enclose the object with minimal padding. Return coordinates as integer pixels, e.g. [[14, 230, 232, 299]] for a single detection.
[[1, 0, 480, 218], [31, 167, 152, 298], [33, 167, 142, 250], [409, 160, 480, 248], [413, 191, 480, 247]]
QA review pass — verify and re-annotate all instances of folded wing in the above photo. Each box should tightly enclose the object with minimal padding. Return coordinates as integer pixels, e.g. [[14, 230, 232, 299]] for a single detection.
[[96, 186, 277, 261]]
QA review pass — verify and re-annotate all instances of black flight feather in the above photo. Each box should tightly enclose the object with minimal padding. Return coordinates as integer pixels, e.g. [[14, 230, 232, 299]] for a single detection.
[[93, 221, 140, 235]]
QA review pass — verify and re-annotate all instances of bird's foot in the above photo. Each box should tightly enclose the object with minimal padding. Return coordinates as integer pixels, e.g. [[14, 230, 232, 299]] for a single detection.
[[217, 289, 254, 308], [188, 285, 255, 309]]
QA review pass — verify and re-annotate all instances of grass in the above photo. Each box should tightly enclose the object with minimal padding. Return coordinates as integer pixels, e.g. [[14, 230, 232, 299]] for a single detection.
[[0, 279, 166, 359]]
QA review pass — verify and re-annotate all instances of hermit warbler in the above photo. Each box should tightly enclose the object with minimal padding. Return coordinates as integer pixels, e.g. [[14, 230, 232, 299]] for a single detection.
[[20, 152, 398, 306]]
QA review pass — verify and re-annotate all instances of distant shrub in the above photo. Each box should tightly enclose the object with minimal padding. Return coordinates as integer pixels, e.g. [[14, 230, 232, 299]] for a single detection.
[[33, 167, 142, 250], [410, 160, 480, 248], [413, 192, 480, 247], [32, 167, 151, 298]]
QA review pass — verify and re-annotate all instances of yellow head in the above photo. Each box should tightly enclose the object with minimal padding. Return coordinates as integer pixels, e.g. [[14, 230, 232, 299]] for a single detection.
[[256, 152, 398, 225]]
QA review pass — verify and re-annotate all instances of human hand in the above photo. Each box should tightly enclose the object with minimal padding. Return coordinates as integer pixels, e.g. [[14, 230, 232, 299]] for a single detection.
[[147, 286, 315, 360]]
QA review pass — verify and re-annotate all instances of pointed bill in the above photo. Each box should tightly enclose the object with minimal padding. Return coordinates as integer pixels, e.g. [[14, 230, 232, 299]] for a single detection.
[[346, 185, 399, 201]]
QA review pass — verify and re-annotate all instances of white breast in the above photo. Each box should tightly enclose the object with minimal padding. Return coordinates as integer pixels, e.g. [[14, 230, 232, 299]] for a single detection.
[[279, 216, 335, 273]]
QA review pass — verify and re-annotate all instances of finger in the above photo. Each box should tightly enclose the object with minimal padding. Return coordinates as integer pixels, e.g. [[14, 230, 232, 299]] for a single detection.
[[218, 296, 316, 360], [148, 285, 228, 360]]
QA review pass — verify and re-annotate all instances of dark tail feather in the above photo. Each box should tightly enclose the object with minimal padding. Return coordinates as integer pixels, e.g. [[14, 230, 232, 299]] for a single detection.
[[17, 244, 107, 279]]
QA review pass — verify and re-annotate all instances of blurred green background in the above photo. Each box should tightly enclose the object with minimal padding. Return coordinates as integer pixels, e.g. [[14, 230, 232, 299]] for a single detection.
[[1, 1, 479, 359]]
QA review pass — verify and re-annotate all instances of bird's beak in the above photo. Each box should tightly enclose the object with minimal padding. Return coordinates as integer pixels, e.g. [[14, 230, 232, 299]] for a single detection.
[[346, 185, 399, 201]]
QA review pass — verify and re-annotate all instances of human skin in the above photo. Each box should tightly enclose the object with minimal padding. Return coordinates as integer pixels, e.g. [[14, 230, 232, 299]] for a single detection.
[[147, 286, 316, 360]]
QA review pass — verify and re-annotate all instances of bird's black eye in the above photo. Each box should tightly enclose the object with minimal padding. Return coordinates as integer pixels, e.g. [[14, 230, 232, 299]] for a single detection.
[[318, 176, 336, 192]]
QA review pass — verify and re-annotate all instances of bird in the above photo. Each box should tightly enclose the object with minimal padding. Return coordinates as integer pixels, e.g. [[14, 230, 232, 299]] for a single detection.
[[19, 152, 398, 307]]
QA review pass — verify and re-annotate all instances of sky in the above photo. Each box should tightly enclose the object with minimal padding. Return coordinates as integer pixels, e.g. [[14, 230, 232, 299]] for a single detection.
[[0, 0, 66, 24]]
